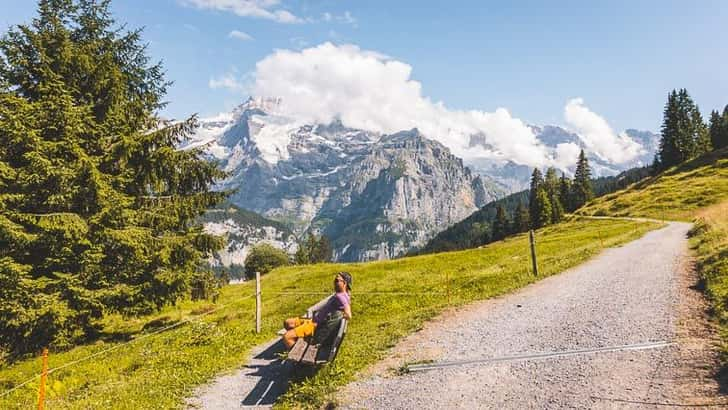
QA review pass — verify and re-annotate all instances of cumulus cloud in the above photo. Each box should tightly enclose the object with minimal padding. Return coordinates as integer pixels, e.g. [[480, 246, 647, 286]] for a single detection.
[[209, 72, 248, 92], [564, 98, 644, 164], [250, 42, 579, 168], [228, 30, 253, 41], [180, 0, 302, 24]]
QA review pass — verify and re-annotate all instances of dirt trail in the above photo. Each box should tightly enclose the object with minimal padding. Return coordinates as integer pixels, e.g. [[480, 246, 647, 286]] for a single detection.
[[187, 221, 724, 409], [341, 222, 725, 409]]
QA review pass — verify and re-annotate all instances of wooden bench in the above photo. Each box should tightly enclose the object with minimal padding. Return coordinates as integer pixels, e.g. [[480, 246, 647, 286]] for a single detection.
[[284, 294, 348, 365]]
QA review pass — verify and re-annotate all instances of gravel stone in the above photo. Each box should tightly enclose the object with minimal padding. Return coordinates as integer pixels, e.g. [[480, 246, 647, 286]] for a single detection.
[[341, 222, 695, 409]]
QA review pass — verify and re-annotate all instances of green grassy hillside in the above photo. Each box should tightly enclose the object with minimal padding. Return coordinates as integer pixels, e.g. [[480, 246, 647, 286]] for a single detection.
[[419, 164, 651, 256], [577, 148, 728, 221], [0, 217, 658, 409], [691, 202, 728, 347]]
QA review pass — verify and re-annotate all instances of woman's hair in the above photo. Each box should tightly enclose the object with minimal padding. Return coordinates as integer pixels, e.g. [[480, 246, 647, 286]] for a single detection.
[[338, 271, 352, 292]]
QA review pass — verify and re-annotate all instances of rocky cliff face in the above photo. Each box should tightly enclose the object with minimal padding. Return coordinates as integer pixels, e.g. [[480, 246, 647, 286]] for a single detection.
[[189, 98, 499, 261], [189, 98, 658, 261], [199, 206, 297, 277], [315, 129, 491, 261]]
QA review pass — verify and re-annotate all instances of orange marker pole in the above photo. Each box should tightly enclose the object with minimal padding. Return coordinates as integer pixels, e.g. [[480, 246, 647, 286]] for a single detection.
[[38, 348, 48, 410]]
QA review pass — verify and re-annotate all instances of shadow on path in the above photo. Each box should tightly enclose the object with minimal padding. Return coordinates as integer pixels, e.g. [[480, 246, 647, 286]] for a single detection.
[[241, 339, 318, 407]]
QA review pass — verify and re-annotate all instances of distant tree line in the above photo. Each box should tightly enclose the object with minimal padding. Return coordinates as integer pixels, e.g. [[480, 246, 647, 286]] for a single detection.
[[421, 88, 728, 257], [654, 88, 727, 171], [491, 149, 594, 240]]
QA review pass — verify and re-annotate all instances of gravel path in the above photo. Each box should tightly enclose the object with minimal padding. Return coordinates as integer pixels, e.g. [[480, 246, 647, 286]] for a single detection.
[[186, 338, 293, 409], [341, 222, 701, 409]]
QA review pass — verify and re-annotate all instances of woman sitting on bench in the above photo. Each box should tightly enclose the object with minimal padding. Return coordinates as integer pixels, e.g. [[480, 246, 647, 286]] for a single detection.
[[282, 272, 352, 349]]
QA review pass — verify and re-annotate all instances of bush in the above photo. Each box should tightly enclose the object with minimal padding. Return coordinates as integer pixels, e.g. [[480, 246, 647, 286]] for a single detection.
[[244, 244, 290, 279]]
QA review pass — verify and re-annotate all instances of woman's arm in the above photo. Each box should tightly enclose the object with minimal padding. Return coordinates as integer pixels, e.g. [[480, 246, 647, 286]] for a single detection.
[[343, 303, 352, 320]]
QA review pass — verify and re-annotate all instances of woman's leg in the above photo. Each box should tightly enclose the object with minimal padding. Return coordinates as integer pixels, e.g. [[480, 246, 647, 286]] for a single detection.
[[283, 329, 298, 349], [283, 317, 298, 330]]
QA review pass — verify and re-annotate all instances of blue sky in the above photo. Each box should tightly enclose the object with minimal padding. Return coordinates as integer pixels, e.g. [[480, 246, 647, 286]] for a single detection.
[[1, 0, 727, 133]]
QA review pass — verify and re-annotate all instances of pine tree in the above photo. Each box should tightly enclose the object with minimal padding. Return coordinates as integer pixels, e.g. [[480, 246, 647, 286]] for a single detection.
[[312, 235, 332, 263], [544, 167, 564, 223], [571, 150, 593, 209], [692, 104, 712, 154], [294, 240, 311, 265], [534, 188, 552, 229], [709, 106, 728, 150], [512, 203, 530, 233], [528, 168, 544, 226], [295, 234, 332, 264], [492, 205, 510, 241], [0, 0, 228, 353], [658, 90, 680, 168], [558, 172, 573, 212], [658, 89, 711, 170]]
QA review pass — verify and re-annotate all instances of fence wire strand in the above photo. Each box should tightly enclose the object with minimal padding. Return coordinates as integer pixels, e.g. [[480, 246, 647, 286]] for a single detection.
[[0, 293, 256, 400], [2, 286, 453, 400]]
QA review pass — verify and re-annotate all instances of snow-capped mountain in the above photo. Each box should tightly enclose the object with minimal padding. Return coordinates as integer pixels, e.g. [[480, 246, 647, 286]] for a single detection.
[[188, 97, 500, 261], [189, 97, 659, 261], [468, 125, 660, 192]]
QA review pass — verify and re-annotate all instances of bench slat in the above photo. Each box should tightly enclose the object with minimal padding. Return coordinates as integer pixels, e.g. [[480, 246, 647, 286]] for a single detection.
[[288, 338, 308, 362], [301, 343, 319, 365]]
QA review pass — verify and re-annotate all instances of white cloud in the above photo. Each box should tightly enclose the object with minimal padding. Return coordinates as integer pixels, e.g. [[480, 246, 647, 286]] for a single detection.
[[180, 0, 302, 24], [564, 98, 644, 164], [250, 42, 577, 168], [228, 30, 253, 41], [209, 72, 248, 92], [319, 11, 355, 25]]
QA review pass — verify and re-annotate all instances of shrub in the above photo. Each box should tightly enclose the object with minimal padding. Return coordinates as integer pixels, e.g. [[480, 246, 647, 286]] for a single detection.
[[244, 244, 290, 279]]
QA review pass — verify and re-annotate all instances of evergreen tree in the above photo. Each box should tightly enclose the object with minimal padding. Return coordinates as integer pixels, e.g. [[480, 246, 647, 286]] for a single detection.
[[492, 205, 510, 241], [294, 241, 311, 265], [550, 192, 564, 224], [534, 188, 552, 229], [693, 105, 712, 154], [512, 203, 530, 233], [558, 172, 573, 212], [294, 234, 332, 264], [544, 167, 564, 223], [709, 106, 728, 150], [571, 150, 593, 209], [311, 235, 332, 263], [0, 0, 228, 353], [528, 168, 544, 225], [657, 89, 711, 170]]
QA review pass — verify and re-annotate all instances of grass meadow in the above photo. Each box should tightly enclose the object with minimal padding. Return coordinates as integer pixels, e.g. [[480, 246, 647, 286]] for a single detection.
[[0, 217, 658, 409]]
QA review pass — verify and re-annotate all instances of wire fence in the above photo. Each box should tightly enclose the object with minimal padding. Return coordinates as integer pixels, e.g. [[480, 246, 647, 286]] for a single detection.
[[0, 228, 545, 404], [0, 292, 257, 400]]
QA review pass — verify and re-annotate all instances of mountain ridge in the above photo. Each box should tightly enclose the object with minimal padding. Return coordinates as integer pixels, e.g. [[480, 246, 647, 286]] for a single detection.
[[188, 97, 659, 261]]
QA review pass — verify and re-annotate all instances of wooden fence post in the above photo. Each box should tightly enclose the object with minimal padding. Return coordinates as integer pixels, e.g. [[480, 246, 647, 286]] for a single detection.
[[255, 272, 261, 333], [529, 230, 539, 276], [446, 270, 451, 305], [37, 348, 48, 410]]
